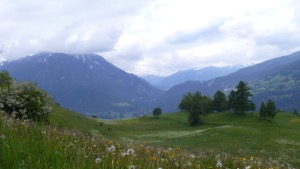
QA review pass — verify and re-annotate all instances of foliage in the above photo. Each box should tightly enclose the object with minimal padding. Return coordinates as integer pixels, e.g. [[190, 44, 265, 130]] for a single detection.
[[152, 107, 162, 117], [293, 109, 299, 117], [0, 70, 13, 89], [0, 71, 53, 123], [212, 90, 228, 112], [228, 81, 255, 115], [260, 99, 277, 121], [178, 92, 211, 126]]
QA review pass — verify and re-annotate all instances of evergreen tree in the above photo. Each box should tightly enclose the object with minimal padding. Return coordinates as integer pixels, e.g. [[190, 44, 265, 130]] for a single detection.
[[212, 90, 228, 112], [0, 70, 13, 89], [259, 99, 277, 120], [152, 107, 162, 117], [266, 99, 277, 119], [179, 91, 211, 126], [259, 101, 267, 119], [229, 81, 255, 115]]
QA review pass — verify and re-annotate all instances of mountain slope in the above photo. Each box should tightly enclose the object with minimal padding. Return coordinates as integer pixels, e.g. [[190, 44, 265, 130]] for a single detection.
[[143, 66, 241, 90], [0, 52, 163, 118], [156, 51, 300, 112]]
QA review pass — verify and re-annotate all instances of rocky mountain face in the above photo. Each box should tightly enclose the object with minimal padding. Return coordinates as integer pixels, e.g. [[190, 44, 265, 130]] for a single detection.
[[0, 52, 163, 118]]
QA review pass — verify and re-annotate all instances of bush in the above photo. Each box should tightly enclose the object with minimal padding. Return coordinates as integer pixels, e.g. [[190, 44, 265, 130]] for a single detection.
[[0, 79, 53, 123]]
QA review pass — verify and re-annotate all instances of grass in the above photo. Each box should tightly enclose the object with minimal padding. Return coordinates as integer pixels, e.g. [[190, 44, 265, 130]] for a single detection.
[[1, 108, 300, 168], [98, 111, 300, 166]]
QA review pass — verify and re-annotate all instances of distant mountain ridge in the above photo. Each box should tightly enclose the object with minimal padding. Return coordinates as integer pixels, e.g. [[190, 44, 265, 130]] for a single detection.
[[0, 52, 163, 118], [143, 66, 241, 90], [155, 51, 300, 112]]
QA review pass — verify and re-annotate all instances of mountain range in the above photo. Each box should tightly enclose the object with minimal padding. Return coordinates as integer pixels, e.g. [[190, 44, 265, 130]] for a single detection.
[[155, 51, 300, 112], [142, 66, 242, 90], [0, 52, 163, 118], [1, 51, 299, 118]]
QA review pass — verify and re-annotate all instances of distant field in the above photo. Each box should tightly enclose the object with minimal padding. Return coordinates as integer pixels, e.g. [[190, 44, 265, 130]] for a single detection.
[[97, 112, 300, 164]]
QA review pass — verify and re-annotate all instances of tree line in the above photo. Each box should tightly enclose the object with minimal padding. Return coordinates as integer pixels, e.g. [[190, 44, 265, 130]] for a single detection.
[[179, 81, 278, 126]]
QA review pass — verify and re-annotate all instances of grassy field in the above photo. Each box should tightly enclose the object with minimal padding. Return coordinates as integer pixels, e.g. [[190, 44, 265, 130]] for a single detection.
[[1, 107, 300, 168], [99, 111, 300, 165]]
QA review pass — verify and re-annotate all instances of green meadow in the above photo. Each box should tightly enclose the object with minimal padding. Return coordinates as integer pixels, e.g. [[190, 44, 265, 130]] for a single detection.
[[1, 106, 300, 168]]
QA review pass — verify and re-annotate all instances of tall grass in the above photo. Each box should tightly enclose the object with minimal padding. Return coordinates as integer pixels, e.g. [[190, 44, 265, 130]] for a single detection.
[[1, 111, 298, 169]]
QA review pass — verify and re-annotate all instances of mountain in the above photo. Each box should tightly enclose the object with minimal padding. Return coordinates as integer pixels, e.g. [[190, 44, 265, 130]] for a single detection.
[[156, 51, 300, 112], [142, 66, 241, 90], [0, 52, 163, 119]]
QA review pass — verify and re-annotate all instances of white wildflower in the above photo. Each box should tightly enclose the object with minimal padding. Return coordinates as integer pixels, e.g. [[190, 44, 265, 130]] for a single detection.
[[128, 165, 136, 169], [95, 157, 102, 164], [0, 134, 5, 140], [127, 148, 135, 155], [216, 159, 222, 168]]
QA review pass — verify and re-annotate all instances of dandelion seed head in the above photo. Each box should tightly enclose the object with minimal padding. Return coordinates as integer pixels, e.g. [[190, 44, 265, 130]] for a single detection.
[[128, 165, 135, 169], [0, 134, 5, 140], [127, 148, 135, 155], [216, 159, 222, 168], [95, 157, 102, 164]]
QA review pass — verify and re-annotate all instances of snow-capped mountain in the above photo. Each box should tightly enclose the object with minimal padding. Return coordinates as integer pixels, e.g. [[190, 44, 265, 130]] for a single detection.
[[0, 52, 163, 118]]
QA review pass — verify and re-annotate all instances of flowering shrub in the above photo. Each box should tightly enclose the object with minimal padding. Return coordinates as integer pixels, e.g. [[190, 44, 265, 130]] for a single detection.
[[0, 78, 53, 123]]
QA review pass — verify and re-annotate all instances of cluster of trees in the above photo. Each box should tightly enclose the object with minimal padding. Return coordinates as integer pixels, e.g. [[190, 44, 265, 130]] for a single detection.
[[0, 70, 53, 123], [179, 81, 277, 125]]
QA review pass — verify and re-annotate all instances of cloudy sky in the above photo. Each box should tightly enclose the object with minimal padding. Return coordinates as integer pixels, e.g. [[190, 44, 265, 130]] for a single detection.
[[0, 0, 300, 76]]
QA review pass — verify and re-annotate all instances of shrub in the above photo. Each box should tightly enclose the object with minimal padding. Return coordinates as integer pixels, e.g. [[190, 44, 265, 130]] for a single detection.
[[0, 80, 53, 123]]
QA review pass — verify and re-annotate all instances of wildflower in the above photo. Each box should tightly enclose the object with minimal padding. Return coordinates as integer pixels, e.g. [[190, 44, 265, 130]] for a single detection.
[[127, 148, 135, 155], [189, 154, 196, 159], [158, 167, 163, 169], [0, 134, 5, 140], [245, 166, 251, 169], [150, 156, 157, 161], [128, 165, 135, 169], [95, 157, 102, 164], [107, 145, 116, 152], [216, 159, 222, 168]]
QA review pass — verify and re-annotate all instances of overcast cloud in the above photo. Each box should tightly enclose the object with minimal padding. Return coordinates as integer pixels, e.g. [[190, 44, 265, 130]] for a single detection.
[[0, 0, 300, 75]]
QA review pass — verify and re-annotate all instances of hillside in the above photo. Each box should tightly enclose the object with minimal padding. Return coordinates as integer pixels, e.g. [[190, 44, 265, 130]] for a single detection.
[[0, 52, 163, 119], [156, 51, 300, 112]]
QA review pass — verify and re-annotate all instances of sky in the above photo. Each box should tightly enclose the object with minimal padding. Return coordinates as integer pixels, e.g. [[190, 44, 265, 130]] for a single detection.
[[0, 0, 300, 76]]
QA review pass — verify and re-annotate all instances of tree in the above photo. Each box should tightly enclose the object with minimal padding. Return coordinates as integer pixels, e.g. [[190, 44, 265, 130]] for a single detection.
[[228, 81, 255, 115], [259, 101, 267, 119], [0, 79, 53, 123], [0, 70, 13, 89], [212, 90, 228, 112], [153, 107, 162, 117], [259, 99, 277, 120], [178, 91, 211, 126]]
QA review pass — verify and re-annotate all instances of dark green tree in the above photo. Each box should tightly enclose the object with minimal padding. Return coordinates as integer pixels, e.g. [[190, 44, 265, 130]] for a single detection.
[[0, 70, 13, 89], [266, 99, 277, 119], [152, 107, 162, 117], [212, 90, 228, 112], [229, 81, 255, 115], [293, 109, 299, 117], [178, 91, 211, 126], [259, 99, 277, 120], [259, 101, 267, 119]]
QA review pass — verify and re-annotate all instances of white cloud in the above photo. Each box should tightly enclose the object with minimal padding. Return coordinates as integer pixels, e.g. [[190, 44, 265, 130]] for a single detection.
[[0, 0, 299, 76]]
